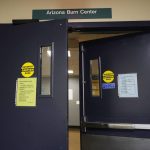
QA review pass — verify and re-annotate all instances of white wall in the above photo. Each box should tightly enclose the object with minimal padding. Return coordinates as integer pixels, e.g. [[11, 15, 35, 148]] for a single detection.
[[0, 0, 150, 23], [42, 77, 80, 126], [68, 77, 80, 126]]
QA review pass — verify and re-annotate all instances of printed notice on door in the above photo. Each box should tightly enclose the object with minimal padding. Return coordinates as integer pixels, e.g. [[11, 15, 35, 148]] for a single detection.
[[16, 78, 37, 106], [118, 73, 138, 98]]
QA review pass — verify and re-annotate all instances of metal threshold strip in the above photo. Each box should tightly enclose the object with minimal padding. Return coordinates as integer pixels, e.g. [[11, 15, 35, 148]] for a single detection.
[[84, 122, 150, 130]]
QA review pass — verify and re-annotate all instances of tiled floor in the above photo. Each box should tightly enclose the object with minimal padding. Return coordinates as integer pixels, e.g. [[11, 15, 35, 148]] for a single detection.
[[69, 128, 80, 150]]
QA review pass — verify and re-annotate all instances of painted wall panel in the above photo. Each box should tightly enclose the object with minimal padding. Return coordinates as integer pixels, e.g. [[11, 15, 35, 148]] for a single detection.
[[0, 0, 150, 23]]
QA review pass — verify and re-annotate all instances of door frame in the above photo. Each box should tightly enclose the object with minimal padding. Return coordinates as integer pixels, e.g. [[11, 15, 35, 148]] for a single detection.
[[13, 20, 150, 31], [69, 21, 150, 32]]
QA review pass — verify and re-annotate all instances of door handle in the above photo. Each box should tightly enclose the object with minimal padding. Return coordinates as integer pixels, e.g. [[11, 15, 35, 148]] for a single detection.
[[84, 122, 150, 130], [108, 123, 134, 129]]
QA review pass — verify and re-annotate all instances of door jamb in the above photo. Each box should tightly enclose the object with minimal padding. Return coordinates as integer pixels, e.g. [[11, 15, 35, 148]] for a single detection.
[[68, 21, 150, 32]]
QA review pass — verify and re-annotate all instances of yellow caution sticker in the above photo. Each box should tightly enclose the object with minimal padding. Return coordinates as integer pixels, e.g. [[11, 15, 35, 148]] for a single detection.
[[21, 62, 34, 78], [103, 70, 114, 83]]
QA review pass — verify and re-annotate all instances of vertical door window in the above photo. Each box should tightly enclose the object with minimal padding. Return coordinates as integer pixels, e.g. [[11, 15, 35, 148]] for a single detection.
[[90, 59, 100, 97], [40, 45, 52, 96]]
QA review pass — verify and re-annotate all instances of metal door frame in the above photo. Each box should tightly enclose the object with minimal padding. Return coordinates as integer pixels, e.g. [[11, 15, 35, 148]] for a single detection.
[[69, 21, 150, 32]]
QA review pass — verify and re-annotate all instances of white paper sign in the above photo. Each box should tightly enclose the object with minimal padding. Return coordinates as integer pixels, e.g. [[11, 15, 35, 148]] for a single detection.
[[118, 73, 138, 98]]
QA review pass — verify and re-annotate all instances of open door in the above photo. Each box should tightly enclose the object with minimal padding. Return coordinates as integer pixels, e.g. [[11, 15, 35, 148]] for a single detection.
[[0, 20, 68, 150], [80, 32, 150, 150]]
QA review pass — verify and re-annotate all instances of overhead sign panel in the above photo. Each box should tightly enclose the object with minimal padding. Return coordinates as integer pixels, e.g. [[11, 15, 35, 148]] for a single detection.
[[32, 8, 112, 20]]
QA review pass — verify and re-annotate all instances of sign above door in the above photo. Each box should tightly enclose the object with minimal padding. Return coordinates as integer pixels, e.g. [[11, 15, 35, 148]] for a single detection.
[[32, 8, 112, 20]]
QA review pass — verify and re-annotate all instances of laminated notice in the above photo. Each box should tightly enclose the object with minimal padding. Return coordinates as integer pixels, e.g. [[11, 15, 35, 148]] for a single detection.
[[16, 78, 37, 106], [118, 73, 138, 98]]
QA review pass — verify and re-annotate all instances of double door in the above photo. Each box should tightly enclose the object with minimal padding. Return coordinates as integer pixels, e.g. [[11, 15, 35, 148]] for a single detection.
[[1, 20, 150, 150]]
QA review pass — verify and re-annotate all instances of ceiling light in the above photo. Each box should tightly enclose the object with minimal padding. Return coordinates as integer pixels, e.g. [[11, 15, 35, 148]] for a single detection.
[[76, 101, 80, 105], [47, 50, 70, 57], [68, 50, 71, 57], [68, 70, 74, 74], [47, 50, 51, 56]]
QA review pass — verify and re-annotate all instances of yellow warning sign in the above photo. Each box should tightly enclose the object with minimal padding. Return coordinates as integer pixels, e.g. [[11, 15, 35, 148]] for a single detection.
[[21, 62, 34, 78], [103, 70, 114, 83]]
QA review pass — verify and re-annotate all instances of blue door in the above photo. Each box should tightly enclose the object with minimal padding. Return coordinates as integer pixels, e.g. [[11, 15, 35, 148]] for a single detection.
[[0, 20, 68, 150], [80, 32, 150, 150]]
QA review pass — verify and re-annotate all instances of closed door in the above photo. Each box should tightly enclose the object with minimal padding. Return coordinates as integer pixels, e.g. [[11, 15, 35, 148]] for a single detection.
[[80, 32, 150, 150], [0, 20, 68, 150]]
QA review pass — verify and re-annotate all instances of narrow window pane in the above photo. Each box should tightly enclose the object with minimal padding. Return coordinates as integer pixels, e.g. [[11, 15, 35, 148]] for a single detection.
[[90, 59, 100, 97], [40, 46, 52, 95]]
